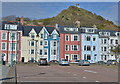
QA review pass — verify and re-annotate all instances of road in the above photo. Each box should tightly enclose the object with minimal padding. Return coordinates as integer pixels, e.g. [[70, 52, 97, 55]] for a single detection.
[[0, 64, 10, 84], [16, 64, 118, 82]]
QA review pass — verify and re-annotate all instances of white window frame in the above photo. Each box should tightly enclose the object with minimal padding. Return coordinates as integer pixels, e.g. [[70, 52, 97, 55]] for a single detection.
[[40, 41, 43, 46], [1, 42, 6, 50], [2, 33, 7, 40], [71, 45, 79, 51], [86, 36, 91, 41], [9, 33, 16, 41], [9, 43, 16, 51], [39, 49, 43, 55], [53, 41, 57, 47], [30, 49, 35, 54], [51, 49, 57, 55], [65, 45, 69, 51], [65, 35, 69, 41], [71, 54, 79, 60], [31, 41, 35, 46], [44, 48, 48, 56], [71, 34, 79, 41], [44, 40, 48, 46]]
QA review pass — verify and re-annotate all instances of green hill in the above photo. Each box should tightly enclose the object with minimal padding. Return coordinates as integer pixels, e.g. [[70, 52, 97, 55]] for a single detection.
[[41, 6, 119, 30]]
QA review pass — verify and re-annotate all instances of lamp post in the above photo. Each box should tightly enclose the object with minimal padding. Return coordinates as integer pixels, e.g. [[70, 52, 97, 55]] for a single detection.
[[11, 33, 14, 67]]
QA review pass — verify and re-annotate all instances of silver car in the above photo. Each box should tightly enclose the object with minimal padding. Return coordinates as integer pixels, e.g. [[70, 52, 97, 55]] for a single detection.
[[78, 60, 90, 66], [59, 59, 69, 66]]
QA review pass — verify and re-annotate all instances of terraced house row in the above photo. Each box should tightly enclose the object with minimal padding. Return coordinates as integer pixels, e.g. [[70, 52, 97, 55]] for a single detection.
[[0, 19, 120, 64]]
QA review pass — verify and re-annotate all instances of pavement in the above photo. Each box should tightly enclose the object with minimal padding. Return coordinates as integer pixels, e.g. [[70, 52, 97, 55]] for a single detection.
[[16, 63, 118, 82], [0, 64, 10, 84]]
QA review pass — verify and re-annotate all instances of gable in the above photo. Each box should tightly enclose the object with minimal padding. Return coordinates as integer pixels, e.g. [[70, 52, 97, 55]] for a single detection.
[[29, 28, 37, 35], [51, 29, 59, 35]]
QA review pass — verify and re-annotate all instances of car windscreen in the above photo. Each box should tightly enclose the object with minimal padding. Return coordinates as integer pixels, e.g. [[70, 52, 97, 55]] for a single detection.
[[62, 59, 67, 61]]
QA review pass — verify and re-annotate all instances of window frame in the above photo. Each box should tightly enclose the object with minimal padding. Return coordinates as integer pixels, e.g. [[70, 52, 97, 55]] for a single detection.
[[65, 35, 69, 41], [44, 40, 48, 46], [65, 45, 69, 51], [1, 42, 6, 50], [2, 33, 7, 40]]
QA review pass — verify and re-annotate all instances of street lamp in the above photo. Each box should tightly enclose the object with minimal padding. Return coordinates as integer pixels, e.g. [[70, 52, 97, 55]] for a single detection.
[[11, 33, 14, 67]]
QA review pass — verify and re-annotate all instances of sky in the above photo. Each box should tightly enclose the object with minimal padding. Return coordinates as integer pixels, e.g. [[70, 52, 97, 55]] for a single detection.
[[1, 0, 120, 2], [2, 2, 119, 25]]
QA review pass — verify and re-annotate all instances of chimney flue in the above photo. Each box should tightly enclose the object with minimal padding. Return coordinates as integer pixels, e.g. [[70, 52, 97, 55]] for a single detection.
[[20, 16, 24, 25], [75, 21, 80, 28]]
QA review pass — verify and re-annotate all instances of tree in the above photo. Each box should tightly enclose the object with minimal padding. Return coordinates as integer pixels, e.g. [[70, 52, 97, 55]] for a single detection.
[[16, 17, 20, 21], [110, 45, 120, 61]]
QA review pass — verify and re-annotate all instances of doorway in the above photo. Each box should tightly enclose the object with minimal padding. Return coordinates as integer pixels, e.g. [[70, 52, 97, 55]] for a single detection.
[[22, 57, 24, 62], [65, 54, 69, 61]]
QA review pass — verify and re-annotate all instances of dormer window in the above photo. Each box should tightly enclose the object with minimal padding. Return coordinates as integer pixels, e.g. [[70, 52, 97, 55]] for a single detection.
[[53, 34, 56, 39], [31, 33, 35, 39], [64, 28, 78, 31], [5, 24, 17, 30]]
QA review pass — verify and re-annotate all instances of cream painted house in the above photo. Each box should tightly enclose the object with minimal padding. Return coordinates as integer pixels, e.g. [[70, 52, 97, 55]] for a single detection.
[[21, 26, 60, 62]]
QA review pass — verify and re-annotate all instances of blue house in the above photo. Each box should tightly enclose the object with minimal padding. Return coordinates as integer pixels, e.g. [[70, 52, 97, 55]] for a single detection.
[[80, 27, 99, 63]]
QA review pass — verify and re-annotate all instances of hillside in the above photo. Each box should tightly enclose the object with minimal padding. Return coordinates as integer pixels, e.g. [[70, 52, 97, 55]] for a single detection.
[[40, 6, 119, 30]]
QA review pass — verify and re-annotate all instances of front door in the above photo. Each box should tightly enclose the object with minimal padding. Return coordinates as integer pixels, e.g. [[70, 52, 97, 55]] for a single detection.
[[65, 54, 69, 61], [22, 57, 24, 62]]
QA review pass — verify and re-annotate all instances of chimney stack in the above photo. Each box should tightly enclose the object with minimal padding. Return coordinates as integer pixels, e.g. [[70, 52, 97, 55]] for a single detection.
[[56, 23, 59, 29], [20, 16, 24, 25], [75, 21, 80, 28], [93, 25, 96, 28]]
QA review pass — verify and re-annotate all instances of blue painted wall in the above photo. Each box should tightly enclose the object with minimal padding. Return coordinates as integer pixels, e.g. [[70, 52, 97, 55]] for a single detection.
[[81, 34, 99, 63], [43, 28, 60, 62]]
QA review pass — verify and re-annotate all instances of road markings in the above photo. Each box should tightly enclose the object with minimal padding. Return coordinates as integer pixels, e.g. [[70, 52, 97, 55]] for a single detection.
[[73, 74, 77, 76], [83, 77, 87, 79], [84, 70, 98, 74], [96, 81, 100, 82]]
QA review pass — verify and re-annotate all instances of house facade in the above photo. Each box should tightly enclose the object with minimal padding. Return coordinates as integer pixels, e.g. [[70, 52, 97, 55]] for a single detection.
[[0, 21, 22, 64], [80, 27, 99, 63], [22, 26, 60, 62], [98, 30, 119, 62], [59, 25, 99, 63], [59, 26, 81, 62]]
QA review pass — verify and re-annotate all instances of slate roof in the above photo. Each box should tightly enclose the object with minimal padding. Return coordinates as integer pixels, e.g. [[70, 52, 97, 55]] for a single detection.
[[45, 27, 55, 34], [22, 26, 59, 36], [98, 30, 116, 36], [58, 26, 98, 34], [0, 21, 23, 30], [22, 26, 43, 36]]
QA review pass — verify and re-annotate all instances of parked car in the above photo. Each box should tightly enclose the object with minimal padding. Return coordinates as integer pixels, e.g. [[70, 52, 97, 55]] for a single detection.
[[78, 60, 90, 66], [38, 58, 48, 65], [106, 60, 117, 65], [96, 61, 105, 64], [28, 60, 37, 63], [59, 59, 69, 66], [50, 60, 59, 64]]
